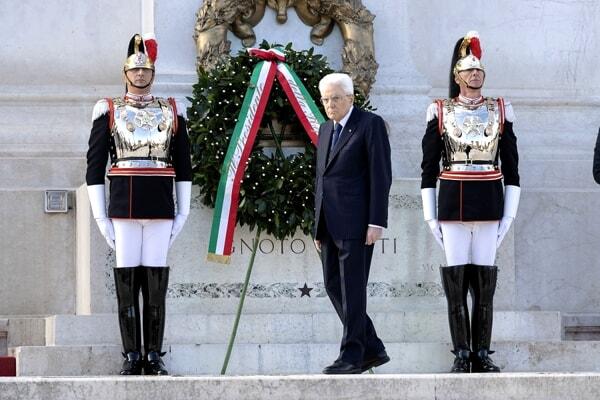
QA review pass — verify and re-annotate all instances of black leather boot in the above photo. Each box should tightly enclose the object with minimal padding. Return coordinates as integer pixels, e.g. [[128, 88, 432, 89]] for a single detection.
[[440, 265, 472, 373], [451, 349, 471, 373], [470, 265, 501, 373], [141, 266, 170, 375], [120, 351, 143, 375], [145, 351, 168, 376], [114, 267, 143, 375]]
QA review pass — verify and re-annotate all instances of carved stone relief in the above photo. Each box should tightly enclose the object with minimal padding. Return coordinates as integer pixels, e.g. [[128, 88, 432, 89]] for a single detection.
[[194, 0, 378, 95]]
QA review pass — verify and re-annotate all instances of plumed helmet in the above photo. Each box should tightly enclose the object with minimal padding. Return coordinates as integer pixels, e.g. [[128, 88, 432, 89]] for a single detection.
[[123, 33, 158, 72], [449, 31, 484, 98]]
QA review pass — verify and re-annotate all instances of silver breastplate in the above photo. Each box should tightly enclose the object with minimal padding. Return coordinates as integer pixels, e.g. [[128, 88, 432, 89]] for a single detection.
[[111, 97, 175, 169], [441, 98, 502, 171]]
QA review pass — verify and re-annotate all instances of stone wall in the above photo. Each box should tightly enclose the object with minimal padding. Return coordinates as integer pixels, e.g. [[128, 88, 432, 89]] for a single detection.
[[0, 0, 599, 315]]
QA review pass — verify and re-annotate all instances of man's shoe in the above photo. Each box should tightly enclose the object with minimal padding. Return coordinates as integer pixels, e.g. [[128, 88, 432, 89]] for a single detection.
[[322, 360, 362, 374], [144, 351, 169, 375], [361, 351, 390, 372], [120, 351, 143, 375]]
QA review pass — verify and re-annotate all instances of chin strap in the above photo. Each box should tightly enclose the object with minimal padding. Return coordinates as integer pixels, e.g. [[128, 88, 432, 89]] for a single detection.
[[466, 83, 483, 90], [126, 80, 153, 90], [125, 70, 155, 90], [503, 185, 521, 218], [421, 188, 437, 221], [455, 72, 485, 92]]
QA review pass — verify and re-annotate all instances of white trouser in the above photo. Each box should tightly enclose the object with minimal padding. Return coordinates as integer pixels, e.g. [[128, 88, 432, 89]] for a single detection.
[[112, 219, 173, 268], [440, 221, 498, 266]]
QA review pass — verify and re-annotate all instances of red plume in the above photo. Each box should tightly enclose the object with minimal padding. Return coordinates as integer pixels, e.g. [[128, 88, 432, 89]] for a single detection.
[[144, 38, 158, 62], [470, 37, 482, 59]]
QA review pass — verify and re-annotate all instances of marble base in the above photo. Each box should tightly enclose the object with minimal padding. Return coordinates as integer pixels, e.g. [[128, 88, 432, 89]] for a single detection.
[[12, 341, 600, 376], [1, 374, 600, 400], [45, 311, 561, 346], [75, 180, 516, 315]]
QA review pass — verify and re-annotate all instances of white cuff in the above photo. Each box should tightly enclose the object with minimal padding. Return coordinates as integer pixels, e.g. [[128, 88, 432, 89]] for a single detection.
[[175, 181, 192, 216], [87, 184, 108, 219], [503, 185, 521, 219], [368, 224, 384, 229], [421, 188, 437, 221]]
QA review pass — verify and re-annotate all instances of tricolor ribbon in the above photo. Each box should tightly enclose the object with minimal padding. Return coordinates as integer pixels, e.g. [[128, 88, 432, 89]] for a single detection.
[[207, 47, 325, 263]]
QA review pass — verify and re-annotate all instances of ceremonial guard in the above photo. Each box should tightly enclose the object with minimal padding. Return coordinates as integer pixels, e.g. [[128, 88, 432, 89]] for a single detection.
[[86, 33, 192, 375], [420, 31, 520, 373]]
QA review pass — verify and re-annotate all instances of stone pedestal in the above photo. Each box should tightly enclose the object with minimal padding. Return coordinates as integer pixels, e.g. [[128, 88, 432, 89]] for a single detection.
[[75, 180, 515, 315], [2, 3, 600, 380]]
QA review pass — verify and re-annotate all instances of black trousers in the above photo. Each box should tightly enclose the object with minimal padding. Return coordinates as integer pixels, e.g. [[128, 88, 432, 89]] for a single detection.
[[319, 218, 385, 365]]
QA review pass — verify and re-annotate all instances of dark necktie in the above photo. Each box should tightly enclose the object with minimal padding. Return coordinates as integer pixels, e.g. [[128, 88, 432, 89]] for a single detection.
[[331, 123, 342, 150]]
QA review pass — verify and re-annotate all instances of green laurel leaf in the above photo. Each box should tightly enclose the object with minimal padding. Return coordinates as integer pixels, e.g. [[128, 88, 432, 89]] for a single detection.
[[187, 42, 371, 240]]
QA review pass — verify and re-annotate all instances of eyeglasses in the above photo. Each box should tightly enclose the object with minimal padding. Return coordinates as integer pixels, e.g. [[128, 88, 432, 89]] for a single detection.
[[320, 95, 352, 105]]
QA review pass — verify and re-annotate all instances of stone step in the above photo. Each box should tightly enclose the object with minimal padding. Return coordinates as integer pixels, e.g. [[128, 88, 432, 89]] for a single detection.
[[0, 317, 48, 348], [12, 340, 600, 376], [46, 311, 561, 346], [2, 373, 600, 400], [563, 313, 600, 340]]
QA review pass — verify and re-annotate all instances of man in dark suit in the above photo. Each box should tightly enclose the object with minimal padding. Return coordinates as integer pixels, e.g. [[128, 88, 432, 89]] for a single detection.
[[314, 73, 392, 374]]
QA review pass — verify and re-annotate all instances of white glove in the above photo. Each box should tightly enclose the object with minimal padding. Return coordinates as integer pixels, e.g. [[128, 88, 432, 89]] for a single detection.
[[496, 216, 513, 248], [426, 219, 444, 250], [497, 185, 521, 248], [95, 217, 116, 250], [169, 214, 188, 248], [169, 181, 192, 248], [87, 184, 115, 250], [421, 188, 444, 249]]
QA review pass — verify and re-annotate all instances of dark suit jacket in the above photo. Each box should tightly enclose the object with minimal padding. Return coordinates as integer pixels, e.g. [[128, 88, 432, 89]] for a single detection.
[[314, 107, 392, 240], [594, 128, 600, 184]]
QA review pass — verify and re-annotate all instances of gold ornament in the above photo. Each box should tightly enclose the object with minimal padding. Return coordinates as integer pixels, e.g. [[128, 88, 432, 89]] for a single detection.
[[194, 0, 378, 95]]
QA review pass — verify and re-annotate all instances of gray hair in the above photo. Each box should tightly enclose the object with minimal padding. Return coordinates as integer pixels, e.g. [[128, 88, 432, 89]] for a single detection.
[[319, 73, 354, 95]]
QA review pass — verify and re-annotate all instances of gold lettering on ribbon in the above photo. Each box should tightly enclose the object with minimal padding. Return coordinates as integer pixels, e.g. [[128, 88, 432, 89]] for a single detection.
[[283, 71, 320, 132], [226, 73, 266, 182]]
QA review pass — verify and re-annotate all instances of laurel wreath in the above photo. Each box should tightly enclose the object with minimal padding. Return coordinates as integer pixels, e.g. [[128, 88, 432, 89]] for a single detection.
[[187, 41, 371, 240]]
